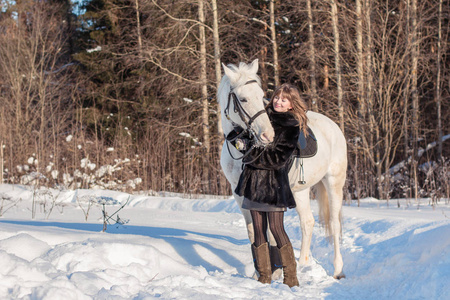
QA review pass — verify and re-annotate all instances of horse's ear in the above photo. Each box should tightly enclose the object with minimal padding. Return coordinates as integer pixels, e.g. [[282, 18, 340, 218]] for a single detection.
[[249, 59, 259, 74], [222, 63, 237, 83]]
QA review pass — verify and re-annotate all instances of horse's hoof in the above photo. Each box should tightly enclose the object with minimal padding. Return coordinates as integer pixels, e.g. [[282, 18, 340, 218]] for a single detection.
[[333, 273, 346, 280]]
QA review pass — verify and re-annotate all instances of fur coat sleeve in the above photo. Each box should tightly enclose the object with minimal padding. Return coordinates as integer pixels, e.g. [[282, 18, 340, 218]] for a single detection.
[[243, 125, 299, 170]]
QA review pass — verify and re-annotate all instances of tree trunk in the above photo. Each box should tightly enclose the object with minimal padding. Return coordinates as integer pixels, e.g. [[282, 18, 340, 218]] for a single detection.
[[330, 0, 344, 132], [384, 96, 392, 202], [364, 0, 376, 197], [260, 46, 269, 92], [198, 0, 210, 190], [0, 139, 3, 185], [135, 0, 144, 98], [259, 3, 269, 92], [375, 127, 382, 199], [403, 0, 411, 198], [355, 0, 364, 200], [411, 0, 419, 201], [269, 0, 280, 88], [211, 0, 223, 139], [436, 0, 443, 160], [135, 0, 142, 55], [307, 0, 318, 111], [356, 0, 365, 121], [198, 0, 209, 154]]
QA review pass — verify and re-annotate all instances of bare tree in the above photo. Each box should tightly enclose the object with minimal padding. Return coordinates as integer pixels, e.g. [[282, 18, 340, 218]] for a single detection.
[[363, 0, 375, 197], [269, 0, 280, 87], [436, 0, 443, 160], [354, 0, 365, 202], [403, 0, 412, 199], [211, 0, 223, 138], [307, 0, 319, 111], [135, 0, 143, 56], [198, 0, 210, 155], [411, 0, 420, 200], [0, 1, 75, 185], [198, 0, 211, 190], [329, 0, 344, 132]]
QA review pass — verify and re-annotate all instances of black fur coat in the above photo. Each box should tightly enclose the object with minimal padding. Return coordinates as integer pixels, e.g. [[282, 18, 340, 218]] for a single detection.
[[235, 106, 300, 208]]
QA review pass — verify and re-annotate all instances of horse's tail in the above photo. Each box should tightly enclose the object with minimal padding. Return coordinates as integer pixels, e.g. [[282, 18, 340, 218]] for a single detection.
[[315, 180, 332, 242]]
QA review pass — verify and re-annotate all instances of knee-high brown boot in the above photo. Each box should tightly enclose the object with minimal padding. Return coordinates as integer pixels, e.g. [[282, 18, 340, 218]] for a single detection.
[[279, 243, 299, 287], [251, 243, 272, 284]]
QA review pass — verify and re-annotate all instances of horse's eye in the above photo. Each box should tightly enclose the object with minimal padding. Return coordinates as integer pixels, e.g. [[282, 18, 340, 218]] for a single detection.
[[240, 98, 247, 103]]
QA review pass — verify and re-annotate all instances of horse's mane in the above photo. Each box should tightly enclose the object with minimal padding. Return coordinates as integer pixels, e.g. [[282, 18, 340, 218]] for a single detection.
[[225, 62, 261, 88]]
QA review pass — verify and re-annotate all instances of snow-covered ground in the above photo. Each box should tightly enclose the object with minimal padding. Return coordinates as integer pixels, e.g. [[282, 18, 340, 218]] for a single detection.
[[0, 184, 448, 299]]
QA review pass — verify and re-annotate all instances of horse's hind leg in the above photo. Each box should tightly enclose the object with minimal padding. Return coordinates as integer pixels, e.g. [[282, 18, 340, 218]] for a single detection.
[[322, 176, 345, 279], [235, 193, 258, 280], [293, 188, 315, 266]]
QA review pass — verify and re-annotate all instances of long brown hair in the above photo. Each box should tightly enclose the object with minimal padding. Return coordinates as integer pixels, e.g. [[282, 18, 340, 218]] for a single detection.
[[267, 83, 308, 134]]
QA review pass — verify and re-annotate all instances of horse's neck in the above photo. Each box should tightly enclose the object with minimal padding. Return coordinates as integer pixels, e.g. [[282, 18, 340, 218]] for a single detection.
[[221, 113, 236, 136]]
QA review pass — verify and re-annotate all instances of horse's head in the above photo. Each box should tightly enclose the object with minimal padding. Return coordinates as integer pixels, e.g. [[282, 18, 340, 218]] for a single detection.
[[218, 59, 274, 145]]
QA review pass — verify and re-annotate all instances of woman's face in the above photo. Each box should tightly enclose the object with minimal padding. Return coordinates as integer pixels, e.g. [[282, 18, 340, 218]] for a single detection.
[[273, 93, 292, 113]]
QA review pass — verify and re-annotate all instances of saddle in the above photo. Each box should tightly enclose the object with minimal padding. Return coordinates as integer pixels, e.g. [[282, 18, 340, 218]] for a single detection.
[[294, 127, 317, 158], [289, 127, 317, 184]]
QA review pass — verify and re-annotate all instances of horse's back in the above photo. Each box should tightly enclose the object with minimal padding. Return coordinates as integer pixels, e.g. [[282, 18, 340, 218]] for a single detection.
[[289, 111, 347, 191], [306, 111, 346, 159]]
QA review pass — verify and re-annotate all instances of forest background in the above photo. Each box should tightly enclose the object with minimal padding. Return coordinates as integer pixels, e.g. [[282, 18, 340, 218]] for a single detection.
[[0, 0, 449, 202]]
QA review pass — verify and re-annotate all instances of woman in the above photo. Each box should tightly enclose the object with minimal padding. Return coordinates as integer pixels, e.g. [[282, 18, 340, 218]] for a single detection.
[[235, 83, 308, 288]]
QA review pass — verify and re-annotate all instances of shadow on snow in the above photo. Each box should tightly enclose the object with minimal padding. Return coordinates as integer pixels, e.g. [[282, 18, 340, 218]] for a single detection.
[[0, 219, 248, 275]]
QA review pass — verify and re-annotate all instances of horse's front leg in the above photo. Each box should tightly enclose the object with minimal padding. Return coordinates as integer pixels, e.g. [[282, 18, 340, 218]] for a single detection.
[[293, 188, 315, 266], [234, 193, 255, 244]]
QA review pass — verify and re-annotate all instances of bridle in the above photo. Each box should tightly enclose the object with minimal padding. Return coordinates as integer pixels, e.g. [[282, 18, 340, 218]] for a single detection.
[[224, 80, 267, 139], [224, 79, 268, 160]]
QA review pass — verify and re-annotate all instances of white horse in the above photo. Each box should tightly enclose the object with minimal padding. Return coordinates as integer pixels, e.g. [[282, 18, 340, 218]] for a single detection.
[[218, 59, 347, 279]]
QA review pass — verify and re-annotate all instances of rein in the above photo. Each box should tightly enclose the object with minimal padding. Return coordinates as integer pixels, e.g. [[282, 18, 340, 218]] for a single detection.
[[223, 79, 267, 161]]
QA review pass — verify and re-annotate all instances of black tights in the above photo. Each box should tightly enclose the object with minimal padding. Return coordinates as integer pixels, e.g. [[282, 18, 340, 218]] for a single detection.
[[251, 210, 290, 248]]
